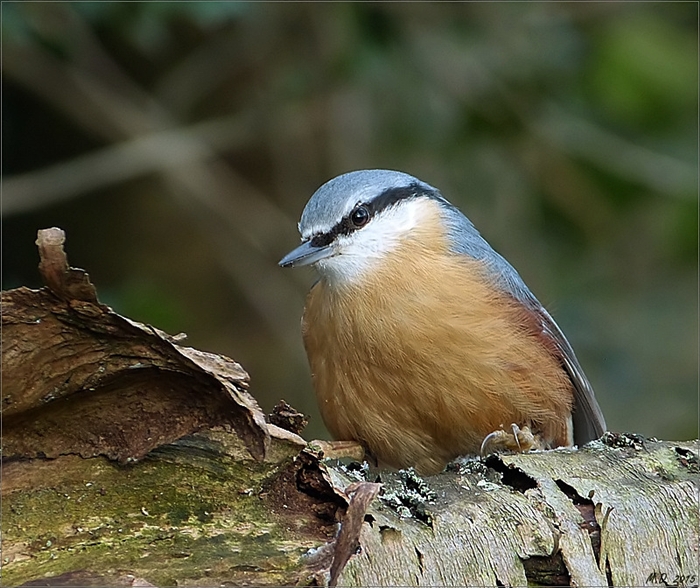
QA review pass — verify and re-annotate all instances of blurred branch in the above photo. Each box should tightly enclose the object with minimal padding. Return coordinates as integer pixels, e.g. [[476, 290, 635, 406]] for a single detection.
[[17, 2, 165, 131], [3, 115, 250, 217], [407, 23, 696, 201], [2, 8, 307, 356], [2, 43, 138, 142], [535, 104, 697, 198], [153, 32, 249, 118]]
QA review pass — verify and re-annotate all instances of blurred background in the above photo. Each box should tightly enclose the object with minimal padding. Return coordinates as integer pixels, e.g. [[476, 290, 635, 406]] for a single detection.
[[3, 2, 697, 442]]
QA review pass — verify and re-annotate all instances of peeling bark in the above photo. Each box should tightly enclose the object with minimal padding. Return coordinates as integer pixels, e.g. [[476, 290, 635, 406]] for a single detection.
[[3, 229, 267, 464], [2, 229, 698, 587]]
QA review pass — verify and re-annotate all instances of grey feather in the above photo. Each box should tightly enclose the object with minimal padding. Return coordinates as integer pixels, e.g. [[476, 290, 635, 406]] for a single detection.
[[438, 199, 607, 444]]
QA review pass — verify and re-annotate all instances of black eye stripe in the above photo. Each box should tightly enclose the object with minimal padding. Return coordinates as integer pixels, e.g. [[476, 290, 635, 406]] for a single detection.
[[308, 183, 440, 247], [310, 232, 335, 247]]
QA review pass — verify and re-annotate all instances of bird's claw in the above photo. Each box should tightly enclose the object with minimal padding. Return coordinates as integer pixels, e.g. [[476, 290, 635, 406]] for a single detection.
[[480, 423, 537, 456]]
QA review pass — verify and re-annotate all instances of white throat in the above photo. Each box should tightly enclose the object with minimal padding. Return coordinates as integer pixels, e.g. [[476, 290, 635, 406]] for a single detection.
[[314, 197, 430, 285]]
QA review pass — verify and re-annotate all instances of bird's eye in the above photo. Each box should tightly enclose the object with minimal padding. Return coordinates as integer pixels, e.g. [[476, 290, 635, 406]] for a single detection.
[[351, 205, 370, 227]]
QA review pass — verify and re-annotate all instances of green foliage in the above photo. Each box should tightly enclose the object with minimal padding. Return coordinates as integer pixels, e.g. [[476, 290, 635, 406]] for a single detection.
[[588, 12, 697, 130], [102, 278, 188, 336]]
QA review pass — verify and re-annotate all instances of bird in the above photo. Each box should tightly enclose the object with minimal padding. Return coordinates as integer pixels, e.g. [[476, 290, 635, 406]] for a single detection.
[[279, 169, 606, 475]]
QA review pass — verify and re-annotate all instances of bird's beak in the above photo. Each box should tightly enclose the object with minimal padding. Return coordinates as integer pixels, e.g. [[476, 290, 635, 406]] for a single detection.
[[279, 240, 334, 268]]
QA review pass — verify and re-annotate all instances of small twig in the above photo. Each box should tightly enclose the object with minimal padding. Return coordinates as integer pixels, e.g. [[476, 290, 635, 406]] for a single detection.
[[36, 227, 98, 303], [329, 482, 382, 587]]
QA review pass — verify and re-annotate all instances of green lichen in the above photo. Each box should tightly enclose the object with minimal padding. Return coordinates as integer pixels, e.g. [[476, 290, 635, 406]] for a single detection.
[[2, 437, 322, 587]]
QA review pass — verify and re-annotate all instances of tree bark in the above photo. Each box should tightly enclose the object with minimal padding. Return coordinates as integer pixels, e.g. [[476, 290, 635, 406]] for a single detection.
[[2, 229, 698, 587]]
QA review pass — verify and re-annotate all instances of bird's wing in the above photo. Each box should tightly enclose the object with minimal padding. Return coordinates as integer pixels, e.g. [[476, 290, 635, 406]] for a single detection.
[[520, 292, 607, 444], [439, 201, 606, 444]]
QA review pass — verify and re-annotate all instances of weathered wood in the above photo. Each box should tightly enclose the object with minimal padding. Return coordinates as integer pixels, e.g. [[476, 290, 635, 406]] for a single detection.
[[2, 228, 698, 587], [2, 429, 322, 586], [3, 229, 267, 464], [3, 431, 697, 586], [336, 439, 698, 587]]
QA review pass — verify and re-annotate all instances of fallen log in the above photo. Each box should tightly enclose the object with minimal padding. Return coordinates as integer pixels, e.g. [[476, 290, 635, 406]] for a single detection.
[[2, 228, 697, 587]]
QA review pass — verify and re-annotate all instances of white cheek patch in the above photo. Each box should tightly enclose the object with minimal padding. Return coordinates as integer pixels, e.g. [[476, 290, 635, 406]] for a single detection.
[[316, 197, 430, 284]]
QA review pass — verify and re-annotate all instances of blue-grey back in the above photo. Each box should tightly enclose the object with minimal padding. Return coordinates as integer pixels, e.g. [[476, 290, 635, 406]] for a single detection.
[[436, 200, 606, 443], [436, 200, 536, 303]]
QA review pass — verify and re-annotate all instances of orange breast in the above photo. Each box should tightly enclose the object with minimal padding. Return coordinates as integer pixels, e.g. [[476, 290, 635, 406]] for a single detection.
[[302, 209, 573, 475]]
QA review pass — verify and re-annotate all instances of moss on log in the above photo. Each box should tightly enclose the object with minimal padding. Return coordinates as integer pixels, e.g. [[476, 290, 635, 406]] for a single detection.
[[2, 228, 698, 587]]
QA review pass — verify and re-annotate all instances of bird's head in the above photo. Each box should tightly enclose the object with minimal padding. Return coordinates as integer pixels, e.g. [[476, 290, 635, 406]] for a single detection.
[[279, 169, 448, 284]]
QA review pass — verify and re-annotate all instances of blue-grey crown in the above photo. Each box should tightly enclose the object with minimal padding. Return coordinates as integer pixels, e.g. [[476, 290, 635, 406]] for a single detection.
[[299, 169, 436, 239], [294, 168, 536, 303]]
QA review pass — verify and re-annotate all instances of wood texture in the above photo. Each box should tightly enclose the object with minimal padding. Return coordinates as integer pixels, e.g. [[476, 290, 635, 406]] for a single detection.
[[2, 228, 697, 587], [337, 439, 699, 587]]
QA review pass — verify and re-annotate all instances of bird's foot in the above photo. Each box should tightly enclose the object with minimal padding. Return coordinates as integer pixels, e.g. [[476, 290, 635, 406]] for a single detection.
[[480, 424, 539, 456]]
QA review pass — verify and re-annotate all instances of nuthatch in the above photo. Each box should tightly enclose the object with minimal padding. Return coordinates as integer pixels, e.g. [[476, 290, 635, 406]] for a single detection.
[[280, 170, 606, 475]]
